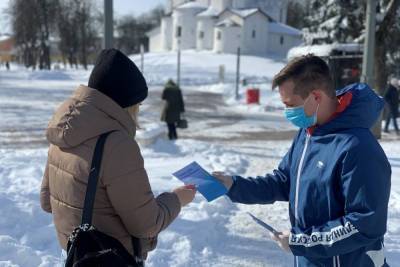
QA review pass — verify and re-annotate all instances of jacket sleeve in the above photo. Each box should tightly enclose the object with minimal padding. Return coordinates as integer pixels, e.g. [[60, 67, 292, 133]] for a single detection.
[[226, 132, 299, 204], [40, 160, 52, 213], [289, 141, 391, 258], [103, 138, 181, 239]]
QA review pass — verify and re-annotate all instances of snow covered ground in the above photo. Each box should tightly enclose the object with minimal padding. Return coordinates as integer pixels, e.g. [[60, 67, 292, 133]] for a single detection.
[[0, 52, 400, 266]]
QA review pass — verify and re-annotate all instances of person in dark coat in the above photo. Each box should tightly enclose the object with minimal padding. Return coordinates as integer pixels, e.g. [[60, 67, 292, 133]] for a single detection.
[[161, 79, 185, 140], [384, 78, 399, 134]]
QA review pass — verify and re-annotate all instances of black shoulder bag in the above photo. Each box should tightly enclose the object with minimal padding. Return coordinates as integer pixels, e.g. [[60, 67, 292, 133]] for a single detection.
[[65, 131, 144, 267]]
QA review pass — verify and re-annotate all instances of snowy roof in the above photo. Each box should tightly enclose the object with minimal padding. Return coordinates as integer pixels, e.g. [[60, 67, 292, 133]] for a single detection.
[[197, 7, 219, 18], [228, 8, 274, 21], [215, 18, 240, 27], [176, 2, 207, 10], [287, 43, 363, 60], [269, 22, 302, 36], [230, 8, 259, 18]]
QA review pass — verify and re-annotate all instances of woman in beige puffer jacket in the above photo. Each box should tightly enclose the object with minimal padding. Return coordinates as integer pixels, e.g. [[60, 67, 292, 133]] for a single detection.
[[40, 49, 196, 261]]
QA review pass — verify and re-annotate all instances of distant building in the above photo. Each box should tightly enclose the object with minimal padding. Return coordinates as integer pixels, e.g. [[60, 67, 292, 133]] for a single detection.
[[147, 0, 303, 56], [0, 35, 16, 62]]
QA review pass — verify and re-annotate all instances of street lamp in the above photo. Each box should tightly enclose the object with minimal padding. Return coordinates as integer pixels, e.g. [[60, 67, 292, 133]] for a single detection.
[[104, 0, 113, 49]]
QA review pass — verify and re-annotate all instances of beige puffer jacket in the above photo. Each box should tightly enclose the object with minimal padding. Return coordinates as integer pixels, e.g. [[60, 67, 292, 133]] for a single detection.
[[40, 85, 181, 258]]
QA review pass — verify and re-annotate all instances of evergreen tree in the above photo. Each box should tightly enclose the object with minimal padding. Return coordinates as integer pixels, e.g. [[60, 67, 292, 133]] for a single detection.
[[303, 0, 364, 44], [287, 1, 307, 29]]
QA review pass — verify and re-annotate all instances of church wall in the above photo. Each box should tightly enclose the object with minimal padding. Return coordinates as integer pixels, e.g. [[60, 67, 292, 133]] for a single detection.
[[172, 9, 201, 50], [241, 13, 269, 55], [161, 16, 173, 51], [196, 17, 216, 50], [213, 25, 241, 54], [267, 32, 302, 56]]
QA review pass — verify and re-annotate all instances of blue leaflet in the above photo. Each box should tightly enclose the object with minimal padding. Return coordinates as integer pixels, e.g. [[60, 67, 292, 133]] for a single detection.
[[173, 161, 227, 202]]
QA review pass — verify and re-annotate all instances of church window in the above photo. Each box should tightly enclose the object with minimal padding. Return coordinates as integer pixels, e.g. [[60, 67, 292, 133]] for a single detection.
[[176, 26, 182, 38]]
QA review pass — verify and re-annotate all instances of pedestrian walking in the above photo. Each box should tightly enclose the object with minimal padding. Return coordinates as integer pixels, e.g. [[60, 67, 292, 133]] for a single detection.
[[384, 78, 399, 134], [161, 79, 185, 140]]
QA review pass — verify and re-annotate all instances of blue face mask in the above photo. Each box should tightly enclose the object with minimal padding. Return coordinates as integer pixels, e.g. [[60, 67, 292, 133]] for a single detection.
[[284, 97, 319, 128]]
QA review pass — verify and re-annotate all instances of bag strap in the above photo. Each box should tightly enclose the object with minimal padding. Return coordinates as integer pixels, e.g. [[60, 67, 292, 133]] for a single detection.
[[81, 131, 114, 225], [132, 237, 144, 264]]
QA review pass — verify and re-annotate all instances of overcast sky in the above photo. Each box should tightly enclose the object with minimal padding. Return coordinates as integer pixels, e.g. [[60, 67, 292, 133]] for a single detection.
[[0, 0, 167, 34]]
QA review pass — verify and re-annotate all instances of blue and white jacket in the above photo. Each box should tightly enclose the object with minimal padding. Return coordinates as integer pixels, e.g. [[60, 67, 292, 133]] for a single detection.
[[227, 83, 391, 267]]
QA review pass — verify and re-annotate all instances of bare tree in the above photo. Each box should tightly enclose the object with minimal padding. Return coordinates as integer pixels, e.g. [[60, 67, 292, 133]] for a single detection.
[[37, 0, 58, 69], [10, 0, 57, 69], [76, 0, 98, 69], [57, 2, 79, 68], [116, 5, 164, 55], [10, 0, 40, 68], [57, 0, 98, 69]]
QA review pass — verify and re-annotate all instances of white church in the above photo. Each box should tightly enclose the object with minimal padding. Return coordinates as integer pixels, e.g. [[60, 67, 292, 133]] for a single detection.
[[147, 0, 303, 56]]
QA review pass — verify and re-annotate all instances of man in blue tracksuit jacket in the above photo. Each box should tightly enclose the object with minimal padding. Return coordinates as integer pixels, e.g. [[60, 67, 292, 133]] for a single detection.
[[213, 55, 391, 266]]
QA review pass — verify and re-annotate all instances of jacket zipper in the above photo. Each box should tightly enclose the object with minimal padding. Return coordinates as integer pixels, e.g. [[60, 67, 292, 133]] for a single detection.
[[294, 133, 310, 267], [294, 133, 311, 226], [295, 134, 341, 267]]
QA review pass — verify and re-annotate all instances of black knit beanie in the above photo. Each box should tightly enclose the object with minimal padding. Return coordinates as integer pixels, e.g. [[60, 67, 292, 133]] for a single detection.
[[88, 49, 148, 108]]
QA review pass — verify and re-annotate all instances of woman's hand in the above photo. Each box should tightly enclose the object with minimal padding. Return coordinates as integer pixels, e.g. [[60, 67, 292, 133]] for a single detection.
[[212, 171, 233, 190], [173, 184, 197, 207]]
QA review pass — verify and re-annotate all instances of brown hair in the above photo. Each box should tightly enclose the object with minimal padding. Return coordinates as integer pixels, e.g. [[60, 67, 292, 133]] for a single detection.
[[272, 54, 335, 99]]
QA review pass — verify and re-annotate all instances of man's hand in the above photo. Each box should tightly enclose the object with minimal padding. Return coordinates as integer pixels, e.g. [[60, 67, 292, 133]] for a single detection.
[[212, 171, 233, 190], [270, 230, 291, 253]]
